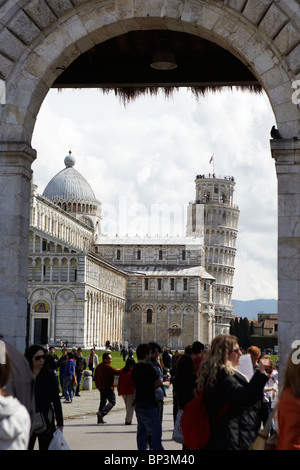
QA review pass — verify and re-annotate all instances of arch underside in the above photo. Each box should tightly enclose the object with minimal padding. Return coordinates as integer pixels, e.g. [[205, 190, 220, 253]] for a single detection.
[[53, 29, 263, 103], [0, 1, 299, 142]]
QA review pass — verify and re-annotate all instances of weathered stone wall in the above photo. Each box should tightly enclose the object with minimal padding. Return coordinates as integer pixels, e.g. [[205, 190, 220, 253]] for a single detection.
[[0, 0, 299, 141]]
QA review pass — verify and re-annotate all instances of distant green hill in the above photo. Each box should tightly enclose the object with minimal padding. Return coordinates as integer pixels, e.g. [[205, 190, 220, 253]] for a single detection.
[[231, 299, 277, 320]]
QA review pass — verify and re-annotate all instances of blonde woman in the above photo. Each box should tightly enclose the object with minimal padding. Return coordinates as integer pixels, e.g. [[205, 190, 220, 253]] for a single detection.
[[198, 334, 270, 450], [276, 348, 300, 450]]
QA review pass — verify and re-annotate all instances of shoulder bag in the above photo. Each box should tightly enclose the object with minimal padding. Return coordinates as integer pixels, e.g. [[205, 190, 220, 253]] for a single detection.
[[250, 406, 278, 450], [172, 409, 184, 444], [32, 407, 54, 435]]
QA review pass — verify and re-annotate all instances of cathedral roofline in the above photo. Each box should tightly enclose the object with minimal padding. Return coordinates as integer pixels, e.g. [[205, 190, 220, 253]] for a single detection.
[[33, 193, 95, 232], [123, 265, 215, 279], [87, 251, 128, 278], [96, 235, 203, 245]]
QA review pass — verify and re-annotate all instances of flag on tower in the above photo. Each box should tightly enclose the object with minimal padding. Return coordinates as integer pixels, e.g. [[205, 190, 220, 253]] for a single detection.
[[209, 154, 214, 164]]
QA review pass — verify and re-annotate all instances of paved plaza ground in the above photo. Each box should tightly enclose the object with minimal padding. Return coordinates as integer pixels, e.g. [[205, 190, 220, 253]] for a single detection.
[[33, 387, 270, 463], [62, 400, 182, 452], [37, 387, 184, 452]]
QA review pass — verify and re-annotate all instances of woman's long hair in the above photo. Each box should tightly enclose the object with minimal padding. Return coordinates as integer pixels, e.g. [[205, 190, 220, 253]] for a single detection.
[[176, 353, 194, 378], [0, 352, 11, 391], [197, 334, 237, 389], [280, 348, 300, 398], [123, 357, 135, 373]]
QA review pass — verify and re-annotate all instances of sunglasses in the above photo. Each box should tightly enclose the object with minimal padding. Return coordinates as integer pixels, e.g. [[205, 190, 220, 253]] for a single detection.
[[33, 354, 46, 361]]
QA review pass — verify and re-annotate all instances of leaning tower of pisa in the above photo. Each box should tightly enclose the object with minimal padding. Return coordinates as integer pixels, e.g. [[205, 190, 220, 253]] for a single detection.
[[186, 173, 240, 336]]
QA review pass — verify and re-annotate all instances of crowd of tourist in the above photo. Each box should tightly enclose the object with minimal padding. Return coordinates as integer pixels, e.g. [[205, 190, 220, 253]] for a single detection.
[[0, 335, 299, 450]]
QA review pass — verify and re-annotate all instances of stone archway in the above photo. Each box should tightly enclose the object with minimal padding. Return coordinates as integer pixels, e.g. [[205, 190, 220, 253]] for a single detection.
[[0, 1, 299, 367]]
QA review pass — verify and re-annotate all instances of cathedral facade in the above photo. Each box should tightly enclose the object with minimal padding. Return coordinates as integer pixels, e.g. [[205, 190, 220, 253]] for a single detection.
[[27, 152, 239, 349], [95, 236, 215, 349]]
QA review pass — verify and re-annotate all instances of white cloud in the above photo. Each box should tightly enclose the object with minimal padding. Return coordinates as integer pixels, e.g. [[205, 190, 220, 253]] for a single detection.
[[32, 87, 277, 301]]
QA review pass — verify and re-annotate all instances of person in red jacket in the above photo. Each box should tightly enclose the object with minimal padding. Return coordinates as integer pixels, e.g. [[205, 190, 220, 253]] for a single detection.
[[94, 352, 120, 424], [276, 347, 300, 450], [117, 357, 136, 425]]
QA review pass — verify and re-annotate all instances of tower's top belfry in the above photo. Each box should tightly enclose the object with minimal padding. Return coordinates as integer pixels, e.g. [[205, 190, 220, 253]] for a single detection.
[[194, 173, 236, 208], [186, 174, 239, 237]]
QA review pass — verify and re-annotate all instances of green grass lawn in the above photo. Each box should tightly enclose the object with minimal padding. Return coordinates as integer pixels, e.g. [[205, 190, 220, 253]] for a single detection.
[[54, 348, 136, 392], [81, 349, 137, 369], [55, 348, 136, 367], [270, 355, 278, 364]]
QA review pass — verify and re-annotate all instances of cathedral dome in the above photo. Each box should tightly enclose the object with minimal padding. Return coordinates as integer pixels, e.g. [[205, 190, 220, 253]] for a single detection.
[[42, 151, 99, 207]]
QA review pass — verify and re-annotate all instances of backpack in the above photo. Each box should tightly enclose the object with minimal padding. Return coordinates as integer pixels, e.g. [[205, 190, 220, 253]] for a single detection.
[[180, 388, 229, 450]]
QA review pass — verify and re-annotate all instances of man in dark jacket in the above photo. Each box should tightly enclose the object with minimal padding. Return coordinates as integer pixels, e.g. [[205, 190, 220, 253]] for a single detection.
[[120, 346, 128, 362], [44, 346, 59, 385], [75, 348, 87, 396], [58, 347, 68, 396], [132, 343, 164, 450]]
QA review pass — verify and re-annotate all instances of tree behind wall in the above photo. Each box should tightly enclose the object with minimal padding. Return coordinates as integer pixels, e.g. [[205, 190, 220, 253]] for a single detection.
[[230, 317, 251, 350]]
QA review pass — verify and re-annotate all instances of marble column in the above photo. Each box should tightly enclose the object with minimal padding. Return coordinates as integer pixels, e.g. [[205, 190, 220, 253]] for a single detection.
[[0, 142, 36, 352], [271, 138, 300, 378]]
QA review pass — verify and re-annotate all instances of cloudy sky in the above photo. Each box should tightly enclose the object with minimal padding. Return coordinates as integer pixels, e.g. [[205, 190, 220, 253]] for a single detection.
[[31, 87, 278, 302]]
